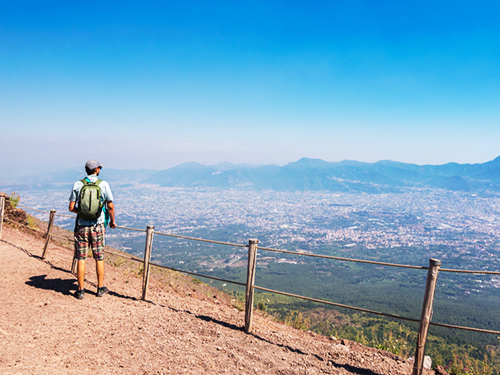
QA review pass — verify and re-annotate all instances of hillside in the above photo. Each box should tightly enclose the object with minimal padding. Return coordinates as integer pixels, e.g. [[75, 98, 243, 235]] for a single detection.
[[3, 156, 500, 194], [0, 221, 440, 374], [140, 157, 500, 193]]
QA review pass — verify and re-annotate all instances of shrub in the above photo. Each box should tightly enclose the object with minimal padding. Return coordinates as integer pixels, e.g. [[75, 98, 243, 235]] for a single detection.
[[9, 193, 20, 208]]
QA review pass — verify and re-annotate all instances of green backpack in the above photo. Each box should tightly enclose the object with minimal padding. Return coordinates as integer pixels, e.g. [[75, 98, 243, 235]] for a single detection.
[[77, 178, 103, 221]]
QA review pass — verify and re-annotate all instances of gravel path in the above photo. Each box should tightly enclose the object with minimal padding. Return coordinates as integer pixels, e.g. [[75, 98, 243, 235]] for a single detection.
[[0, 224, 435, 374]]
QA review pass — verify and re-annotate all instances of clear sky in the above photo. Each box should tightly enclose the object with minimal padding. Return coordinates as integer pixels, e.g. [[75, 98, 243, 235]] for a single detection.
[[1, 1, 499, 176]]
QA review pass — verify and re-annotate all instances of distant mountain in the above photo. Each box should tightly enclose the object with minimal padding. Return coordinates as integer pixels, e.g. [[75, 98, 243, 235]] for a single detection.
[[142, 157, 500, 193], [4, 157, 500, 193]]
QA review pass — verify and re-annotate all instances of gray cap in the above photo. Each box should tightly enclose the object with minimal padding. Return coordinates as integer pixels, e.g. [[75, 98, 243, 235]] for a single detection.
[[85, 159, 103, 170]]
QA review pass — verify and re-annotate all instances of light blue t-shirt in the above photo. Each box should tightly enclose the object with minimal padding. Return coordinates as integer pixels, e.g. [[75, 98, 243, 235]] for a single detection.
[[69, 174, 114, 226]]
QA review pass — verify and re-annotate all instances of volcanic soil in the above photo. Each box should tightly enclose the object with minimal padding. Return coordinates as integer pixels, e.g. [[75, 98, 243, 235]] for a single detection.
[[0, 223, 438, 374]]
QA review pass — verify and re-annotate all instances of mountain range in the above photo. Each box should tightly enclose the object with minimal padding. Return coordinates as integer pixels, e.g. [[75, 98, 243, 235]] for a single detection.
[[3, 157, 500, 193], [142, 157, 500, 193]]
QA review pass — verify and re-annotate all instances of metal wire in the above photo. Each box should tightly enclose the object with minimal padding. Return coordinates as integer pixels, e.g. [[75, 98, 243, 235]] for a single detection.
[[154, 230, 248, 248]]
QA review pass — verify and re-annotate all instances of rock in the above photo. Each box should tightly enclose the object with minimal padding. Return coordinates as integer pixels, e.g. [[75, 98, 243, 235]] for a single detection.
[[408, 356, 432, 370], [333, 344, 350, 353], [424, 356, 432, 370], [4, 198, 28, 225], [435, 365, 449, 375]]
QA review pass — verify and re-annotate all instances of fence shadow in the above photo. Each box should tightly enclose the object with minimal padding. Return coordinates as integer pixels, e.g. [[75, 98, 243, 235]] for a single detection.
[[195, 314, 244, 332]]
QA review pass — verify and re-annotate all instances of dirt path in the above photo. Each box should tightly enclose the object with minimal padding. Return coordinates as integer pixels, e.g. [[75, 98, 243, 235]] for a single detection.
[[0, 224, 433, 374]]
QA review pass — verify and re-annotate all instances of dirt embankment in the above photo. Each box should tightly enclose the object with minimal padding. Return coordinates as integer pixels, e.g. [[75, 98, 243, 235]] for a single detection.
[[0, 218, 443, 375]]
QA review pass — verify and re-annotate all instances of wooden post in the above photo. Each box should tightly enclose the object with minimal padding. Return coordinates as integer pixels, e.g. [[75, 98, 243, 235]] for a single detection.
[[413, 258, 441, 375], [0, 193, 6, 239], [41, 209, 56, 260], [244, 238, 259, 334], [142, 225, 155, 301], [71, 256, 78, 275]]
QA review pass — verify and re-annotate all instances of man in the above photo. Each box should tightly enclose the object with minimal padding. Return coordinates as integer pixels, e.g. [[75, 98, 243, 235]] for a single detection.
[[69, 159, 116, 299]]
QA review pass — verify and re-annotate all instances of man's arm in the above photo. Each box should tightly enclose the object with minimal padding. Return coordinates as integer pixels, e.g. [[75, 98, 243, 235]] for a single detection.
[[106, 201, 116, 228], [69, 201, 78, 214]]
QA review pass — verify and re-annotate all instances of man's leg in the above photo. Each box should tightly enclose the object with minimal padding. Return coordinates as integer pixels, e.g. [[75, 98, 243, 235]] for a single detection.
[[96, 260, 104, 288], [77, 259, 86, 290]]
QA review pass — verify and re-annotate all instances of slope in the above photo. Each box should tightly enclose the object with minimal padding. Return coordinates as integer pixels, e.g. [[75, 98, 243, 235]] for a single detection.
[[0, 223, 437, 375]]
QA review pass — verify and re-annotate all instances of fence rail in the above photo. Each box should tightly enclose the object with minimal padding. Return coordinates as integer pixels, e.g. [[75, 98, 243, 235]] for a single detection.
[[257, 245, 429, 270], [2, 198, 500, 375]]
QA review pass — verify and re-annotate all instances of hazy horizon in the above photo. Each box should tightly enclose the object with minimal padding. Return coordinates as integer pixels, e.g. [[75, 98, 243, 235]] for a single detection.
[[4, 154, 500, 180]]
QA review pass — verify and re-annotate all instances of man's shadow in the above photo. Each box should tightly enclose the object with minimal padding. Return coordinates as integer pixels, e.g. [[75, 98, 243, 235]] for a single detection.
[[26, 275, 77, 296], [26, 274, 139, 300]]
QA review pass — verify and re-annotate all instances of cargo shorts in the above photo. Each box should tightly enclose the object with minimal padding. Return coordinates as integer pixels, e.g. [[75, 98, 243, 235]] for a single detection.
[[74, 223, 105, 261]]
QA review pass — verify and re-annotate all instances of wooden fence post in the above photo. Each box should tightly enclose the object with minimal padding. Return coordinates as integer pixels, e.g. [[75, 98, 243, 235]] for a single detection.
[[0, 193, 6, 239], [245, 238, 259, 334], [41, 209, 56, 260], [142, 225, 155, 301], [413, 258, 441, 375], [71, 256, 78, 275]]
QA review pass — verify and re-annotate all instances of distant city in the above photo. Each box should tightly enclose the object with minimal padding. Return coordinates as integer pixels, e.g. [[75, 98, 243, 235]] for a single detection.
[[7, 156, 500, 304], [18, 185, 500, 273]]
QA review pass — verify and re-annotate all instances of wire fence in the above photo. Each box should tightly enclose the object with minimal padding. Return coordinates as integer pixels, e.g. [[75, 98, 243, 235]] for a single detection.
[[2, 197, 500, 373]]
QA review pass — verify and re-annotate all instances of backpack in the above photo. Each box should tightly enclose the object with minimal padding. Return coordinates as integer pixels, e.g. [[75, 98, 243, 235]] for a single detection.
[[77, 178, 103, 221]]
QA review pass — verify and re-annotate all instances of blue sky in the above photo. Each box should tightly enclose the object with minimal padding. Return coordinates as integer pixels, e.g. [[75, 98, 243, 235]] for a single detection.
[[1, 1, 499, 175]]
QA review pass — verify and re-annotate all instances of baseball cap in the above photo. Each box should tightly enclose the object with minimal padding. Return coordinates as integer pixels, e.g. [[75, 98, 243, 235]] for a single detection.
[[85, 159, 103, 170]]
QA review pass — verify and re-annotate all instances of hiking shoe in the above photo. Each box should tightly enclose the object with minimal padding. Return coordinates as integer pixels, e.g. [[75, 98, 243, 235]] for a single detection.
[[75, 289, 85, 300], [97, 286, 109, 297]]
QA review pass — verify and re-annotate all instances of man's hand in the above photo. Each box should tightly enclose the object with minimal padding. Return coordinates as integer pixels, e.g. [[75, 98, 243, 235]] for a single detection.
[[107, 201, 116, 229]]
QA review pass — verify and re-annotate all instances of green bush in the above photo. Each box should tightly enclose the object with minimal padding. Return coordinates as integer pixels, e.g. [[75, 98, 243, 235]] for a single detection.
[[9, 193, 20, 208]]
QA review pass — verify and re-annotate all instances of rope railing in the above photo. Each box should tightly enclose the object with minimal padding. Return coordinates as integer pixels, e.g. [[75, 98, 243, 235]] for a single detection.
[[429, 321, 500, 335], [115, 225, 146, 233], [105, 249, 142, 262], [257, 245, 428, 270], [254, 285, 421, 323], [253, 285, 500, 336], [150, 261, 246, 287], [2, 199, 500, 375], [16, 203, 51, 214], [54, 213, 75, 218], [50, 233, 75, 242], [3, 217, 47, 235], [154, 229, 248, 248], [439, 268, 500, 275]]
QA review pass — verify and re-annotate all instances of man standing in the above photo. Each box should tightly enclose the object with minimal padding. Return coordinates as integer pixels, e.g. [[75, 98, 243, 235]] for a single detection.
[[69, 159, 116, 299]]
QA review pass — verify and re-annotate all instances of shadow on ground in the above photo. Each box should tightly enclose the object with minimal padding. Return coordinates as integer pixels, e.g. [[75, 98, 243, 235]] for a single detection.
[[26, 274, 141, 301], [26, 275, 77, 296]]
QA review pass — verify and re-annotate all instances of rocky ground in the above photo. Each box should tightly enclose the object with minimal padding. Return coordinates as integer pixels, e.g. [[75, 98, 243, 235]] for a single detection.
[[0, 220, 442, 374]]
